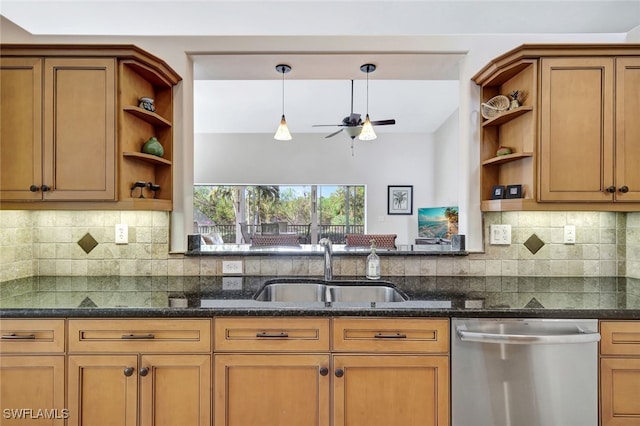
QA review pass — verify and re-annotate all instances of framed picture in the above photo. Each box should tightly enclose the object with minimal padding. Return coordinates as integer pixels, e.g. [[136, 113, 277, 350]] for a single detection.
[[418, 206, 459, 239], [388, 185, 413, 215], [506, 184, 523, 199], [491, 185, 506, 199]]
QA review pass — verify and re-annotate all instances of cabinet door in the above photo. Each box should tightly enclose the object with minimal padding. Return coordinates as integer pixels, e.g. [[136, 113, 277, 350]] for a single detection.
[[600, 357, 640, 426], [139, 354, 211, 426], [67, 355, 138, 426], [43, 58, 116, 201], [0, 355, 65, 425], [615, 57, 640, 201], [214, 354, 330, 426], [0, 57, 43, 201], [333, 355, 449, 426], [539, 57, 615, 202]]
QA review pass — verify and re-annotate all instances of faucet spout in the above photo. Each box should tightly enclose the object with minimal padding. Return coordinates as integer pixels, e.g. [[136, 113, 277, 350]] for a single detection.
[[319, 238, 333, 281]]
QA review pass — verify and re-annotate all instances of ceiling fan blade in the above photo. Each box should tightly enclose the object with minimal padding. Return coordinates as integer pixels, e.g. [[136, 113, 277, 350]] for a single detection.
[[312, 124, 343, 127], [370, 119, 396, 126], [325, 129, 344, 138]]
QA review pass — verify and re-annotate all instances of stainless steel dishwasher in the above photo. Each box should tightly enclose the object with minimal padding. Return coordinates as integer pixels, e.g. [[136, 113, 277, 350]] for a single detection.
[[452, 318, 601, 426]]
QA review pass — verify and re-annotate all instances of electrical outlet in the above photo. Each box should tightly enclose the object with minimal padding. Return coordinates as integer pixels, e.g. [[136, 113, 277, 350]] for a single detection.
[[115, 224, 128, 244], [564, 225, 576, 244], [490, 224, 511, 245], [222, 277, 243, 291], [222, 260, 243, 274]]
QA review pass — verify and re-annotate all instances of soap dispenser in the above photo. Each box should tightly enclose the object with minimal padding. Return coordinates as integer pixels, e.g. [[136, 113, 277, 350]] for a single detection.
[[366, 239, 381, 280]]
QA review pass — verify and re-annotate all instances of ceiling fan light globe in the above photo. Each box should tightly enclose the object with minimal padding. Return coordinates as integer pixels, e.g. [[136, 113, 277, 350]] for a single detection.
[[358, 115, 377, 140], [274, 115, 292, 140], [344, 126, 361, 138]]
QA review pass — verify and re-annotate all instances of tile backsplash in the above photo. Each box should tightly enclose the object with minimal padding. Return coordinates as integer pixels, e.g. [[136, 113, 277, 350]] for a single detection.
[[1, 210, 640, 283]]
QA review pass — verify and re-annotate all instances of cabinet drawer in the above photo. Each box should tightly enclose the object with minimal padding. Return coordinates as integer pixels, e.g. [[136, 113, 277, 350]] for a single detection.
[[214, 317, 330, 352], [332, 318, 449, 353], [0, 319, 65, 353], [600, 321, 640, 356], [68, 319, 211, 353]]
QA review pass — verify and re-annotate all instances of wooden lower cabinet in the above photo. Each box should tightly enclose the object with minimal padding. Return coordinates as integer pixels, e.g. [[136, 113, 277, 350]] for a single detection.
[[214, 354, 330, 426], [0, 355, 66, 425], [67, 319, 211, 426], [600, 320, 640, 426], [333, 354, 449, 426], [213, 317, 449, 426]]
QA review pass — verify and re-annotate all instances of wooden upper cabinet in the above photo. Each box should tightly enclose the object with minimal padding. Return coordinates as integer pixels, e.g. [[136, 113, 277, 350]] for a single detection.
[[474, 44, 640, 211], [43, 57, 116, 201], [0, 57, 43, 201], [615, 58, 640, 202], [539, 57, 615, 202], [0, 44, 181, 210]]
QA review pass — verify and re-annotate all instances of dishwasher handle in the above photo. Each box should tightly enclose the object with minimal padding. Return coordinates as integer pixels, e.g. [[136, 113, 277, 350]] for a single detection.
[[456, 325, 601, 345]]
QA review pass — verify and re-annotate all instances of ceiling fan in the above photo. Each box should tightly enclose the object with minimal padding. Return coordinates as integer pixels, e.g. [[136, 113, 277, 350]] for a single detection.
[[312, 64, 396, 140]]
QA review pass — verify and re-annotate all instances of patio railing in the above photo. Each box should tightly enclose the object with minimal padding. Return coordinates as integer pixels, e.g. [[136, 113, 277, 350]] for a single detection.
[[195, 223, 364, 244]]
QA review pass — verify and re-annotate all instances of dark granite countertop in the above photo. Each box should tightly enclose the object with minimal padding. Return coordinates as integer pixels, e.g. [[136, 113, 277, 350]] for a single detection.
[[1, 275, 638, 319]]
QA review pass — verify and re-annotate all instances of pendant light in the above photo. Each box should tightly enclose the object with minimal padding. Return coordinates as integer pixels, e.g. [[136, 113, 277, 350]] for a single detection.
[[358, 63, 377, 141], [274, 64, 292, 140]]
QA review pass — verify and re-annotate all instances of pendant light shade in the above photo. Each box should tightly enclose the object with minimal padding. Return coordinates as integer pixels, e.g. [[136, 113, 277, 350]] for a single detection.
[[359, 63, 377, 141], [274, 64, 292, 140]]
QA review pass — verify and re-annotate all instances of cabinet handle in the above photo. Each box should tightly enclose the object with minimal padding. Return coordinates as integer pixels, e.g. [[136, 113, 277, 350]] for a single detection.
[[41, 185, 50, 192], [123, 367, 135, 377], [29, 185, 40, 192], [319, 367, 329, 376], [606, 186, 616, 193], [139, 367, 149, 377], [256, 332, 289, 338], [374, 332, 407, 339], [1, 333, 36, 340], [335, 368, 344, 378], [619, 186, 630, 193], [121, 333, 155, 340]]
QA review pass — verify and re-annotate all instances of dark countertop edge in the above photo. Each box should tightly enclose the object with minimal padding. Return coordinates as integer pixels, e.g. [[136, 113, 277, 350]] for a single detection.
[[185, 250, 469, 257], [1, 307, 638, 319]]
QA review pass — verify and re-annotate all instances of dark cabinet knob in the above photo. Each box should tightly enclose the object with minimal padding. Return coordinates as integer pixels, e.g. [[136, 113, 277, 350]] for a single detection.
[[139, 367, 149, 377], [319, 367, 329, 376], [619, 186, 630, 193], [606, 186, 616, 193], [123, 367, 134, 377], [41, 185, 50, 192], [29, 185, 40, 192], [335, 368, 344, 378]]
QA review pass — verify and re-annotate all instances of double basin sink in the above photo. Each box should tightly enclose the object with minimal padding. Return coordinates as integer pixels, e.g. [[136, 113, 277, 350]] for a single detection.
[[253, 278, 408, 303]]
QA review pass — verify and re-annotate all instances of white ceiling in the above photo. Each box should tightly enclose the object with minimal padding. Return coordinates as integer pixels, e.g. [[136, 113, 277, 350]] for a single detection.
[[2, 0, 638, 135]]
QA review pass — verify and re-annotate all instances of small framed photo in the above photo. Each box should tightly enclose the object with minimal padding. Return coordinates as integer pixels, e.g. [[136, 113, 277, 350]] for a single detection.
[[491, 185, 506, 199], [388, 185, 413, 215], [505, 184, 523, 199]]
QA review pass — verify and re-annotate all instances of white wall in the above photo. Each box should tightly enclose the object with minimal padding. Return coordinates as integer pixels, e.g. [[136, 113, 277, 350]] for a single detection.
[[194, 132, 438, 245]]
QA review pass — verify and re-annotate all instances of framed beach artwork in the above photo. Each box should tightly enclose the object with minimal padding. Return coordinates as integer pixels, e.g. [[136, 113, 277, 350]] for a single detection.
[[418, 206, 459, 239], [387, 185, 413, 215]]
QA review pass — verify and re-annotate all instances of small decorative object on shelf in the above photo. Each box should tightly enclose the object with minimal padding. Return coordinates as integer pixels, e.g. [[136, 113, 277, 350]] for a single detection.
[[147, 182, 161, 198], [496, 146, 512, 156], [138, 97, 155, 112], [142, 136, 164, 157], [130, 181, 147, 198], [505, 184, 523, 199], [491, 185, 506, 199], [508, 90, 521, 110], [481, 95, 510, 119]]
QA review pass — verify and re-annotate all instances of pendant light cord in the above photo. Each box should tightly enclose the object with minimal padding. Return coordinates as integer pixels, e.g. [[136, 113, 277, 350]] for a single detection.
[[281, 70, 285, 116]]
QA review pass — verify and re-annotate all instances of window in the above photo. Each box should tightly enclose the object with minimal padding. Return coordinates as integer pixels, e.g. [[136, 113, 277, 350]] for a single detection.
[[193, 185, 365, 243]]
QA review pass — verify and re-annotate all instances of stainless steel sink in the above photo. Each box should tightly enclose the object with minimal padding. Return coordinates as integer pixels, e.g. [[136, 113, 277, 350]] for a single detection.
[[253, 278, 408, 303]]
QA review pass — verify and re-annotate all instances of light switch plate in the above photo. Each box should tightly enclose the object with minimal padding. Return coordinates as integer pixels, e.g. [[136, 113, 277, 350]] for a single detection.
[[222, 260, 243, 274], [115, 224, 128, 244], [490, 224, 511, 245], [564, 225, 576, 244]]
